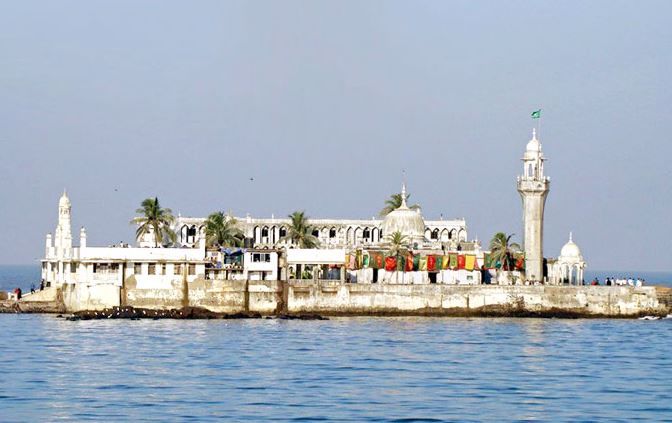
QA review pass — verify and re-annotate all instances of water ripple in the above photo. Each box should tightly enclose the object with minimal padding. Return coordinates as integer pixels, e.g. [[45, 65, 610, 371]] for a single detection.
[[1, 315, 671, 421]]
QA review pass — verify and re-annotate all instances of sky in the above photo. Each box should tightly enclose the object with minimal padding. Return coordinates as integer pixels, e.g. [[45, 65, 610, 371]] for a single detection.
[[1, 0, 671, 270]]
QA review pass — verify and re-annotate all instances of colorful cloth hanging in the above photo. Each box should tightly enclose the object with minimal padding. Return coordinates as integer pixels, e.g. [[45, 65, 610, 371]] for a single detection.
[[449, 254, 458, 269], [371, 253, 383, 269], [397, 255, 406, 271], [363, 253, 370, 268], [515, 253, 525, 271], [427, 255, 436, 271], [419, 256, 428, 271], [345, 254, 352, 270], [435, 256, 443, 270], [413, 255, 420, 271], [465, 255, 476, 271], [385, 256, 397, 271], [405, 253, 414, 272], [442, 255, 451, 270], [457, 255, 466, 270], [356, 250, 363, 269]]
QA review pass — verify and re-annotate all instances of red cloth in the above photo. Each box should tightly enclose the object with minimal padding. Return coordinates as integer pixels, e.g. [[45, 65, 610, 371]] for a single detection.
[[405, 253, 414, 271], [457, 255, 466, 270], [427, 255, 436, 271], [385, 256, 397, 271]]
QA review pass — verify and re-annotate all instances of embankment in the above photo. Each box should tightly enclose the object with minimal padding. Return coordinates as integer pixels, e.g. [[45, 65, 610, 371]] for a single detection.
[[4, 280, 670, 318]]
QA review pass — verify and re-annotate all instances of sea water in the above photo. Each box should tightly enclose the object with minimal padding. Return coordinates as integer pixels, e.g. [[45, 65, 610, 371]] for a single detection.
[[2, 265, 672, 421], [0, 314, 671, 421]]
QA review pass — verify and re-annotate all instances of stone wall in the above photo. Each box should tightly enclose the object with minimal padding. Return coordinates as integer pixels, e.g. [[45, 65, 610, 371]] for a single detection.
[[286, 282, 667, 316], [62, 283, 120, 312], [17, 279, 669, 317]]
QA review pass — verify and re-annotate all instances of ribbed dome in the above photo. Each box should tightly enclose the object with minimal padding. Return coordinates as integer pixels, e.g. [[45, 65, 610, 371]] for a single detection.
[[59, 190, 71, 208], [559, 233, 583, 260], [525, 129, 541, 156], [381, 184, 426, 243]]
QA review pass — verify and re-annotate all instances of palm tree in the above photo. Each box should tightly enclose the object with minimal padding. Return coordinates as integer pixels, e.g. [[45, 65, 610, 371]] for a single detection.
[[131, 197, 176, 247], [379, 192, 420, 217], [489, 232, 521, 284], [204, 211, 243, 248], [386, 231, 408, 284], [282, 211, 319, 248], [386, 231, 408, 258]]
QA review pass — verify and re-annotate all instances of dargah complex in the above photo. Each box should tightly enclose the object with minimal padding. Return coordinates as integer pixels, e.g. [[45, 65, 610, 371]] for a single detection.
[[42, 130, 584, 289], [23, 129, 671, 318]]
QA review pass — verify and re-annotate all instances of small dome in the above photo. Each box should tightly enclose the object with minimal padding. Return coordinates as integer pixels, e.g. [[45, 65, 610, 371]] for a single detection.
[[59, 190, 71, 208], [526, 128, 541, 153], [559, 233, 583, 260], [381, 184, 426, 243]]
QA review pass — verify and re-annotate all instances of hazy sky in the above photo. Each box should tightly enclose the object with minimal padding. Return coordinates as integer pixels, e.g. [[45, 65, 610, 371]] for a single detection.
[[1, 1, 671, 270]]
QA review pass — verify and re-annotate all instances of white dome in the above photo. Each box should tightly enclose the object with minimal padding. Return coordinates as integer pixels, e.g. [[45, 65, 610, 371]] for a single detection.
[[559, 233, 583, 260], [381, 184, 426, 243], [59, 191, 71, 208], [525, 129, 541, 153]]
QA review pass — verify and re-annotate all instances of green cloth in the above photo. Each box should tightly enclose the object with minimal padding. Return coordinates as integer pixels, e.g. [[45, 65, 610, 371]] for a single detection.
[[413, 255, 420, 271], [397, 256, 405, 272], [435, 256, 443, 270], [531, 109, 541, 119], [484, 253, 492, 269], [363, 254, 370, 268], [449, 254, 458, 269]]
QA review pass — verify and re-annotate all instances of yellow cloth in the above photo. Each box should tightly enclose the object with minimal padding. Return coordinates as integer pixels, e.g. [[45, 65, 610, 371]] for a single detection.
[[419, 257, 427, 271], [465, 255, 476, 271], [442, 255, 451, 269]]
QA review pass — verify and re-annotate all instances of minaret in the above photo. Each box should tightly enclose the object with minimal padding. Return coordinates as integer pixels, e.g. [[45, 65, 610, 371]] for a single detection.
[[517, 129, 550, 282], [54, 190, 73, 252]]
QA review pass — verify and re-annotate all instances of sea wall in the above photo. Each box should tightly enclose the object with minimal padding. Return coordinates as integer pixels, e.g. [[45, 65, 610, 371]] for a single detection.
[[10, 280, 671, 317], [286, 282, 667, 316]]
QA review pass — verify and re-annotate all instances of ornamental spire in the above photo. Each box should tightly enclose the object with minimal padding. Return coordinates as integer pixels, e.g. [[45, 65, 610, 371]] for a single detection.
[[400, 182, 408, 208]]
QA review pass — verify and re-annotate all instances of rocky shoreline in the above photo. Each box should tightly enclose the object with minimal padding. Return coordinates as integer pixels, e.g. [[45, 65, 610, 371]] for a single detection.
[[57, 306, 329, 321]]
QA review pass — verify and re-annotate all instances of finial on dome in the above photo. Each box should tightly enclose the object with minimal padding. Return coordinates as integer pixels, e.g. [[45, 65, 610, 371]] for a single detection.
[[400, 182, 408, 208], [569, 231, 573, 242], [532, 128, 537, 140]]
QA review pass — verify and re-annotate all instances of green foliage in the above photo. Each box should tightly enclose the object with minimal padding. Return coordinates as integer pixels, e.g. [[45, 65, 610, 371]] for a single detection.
[[489, 232, 521, 271], [379, 192, 420, 217], [204, 211, 243, 248], [282, 211, 320, 248], [386, 231, 408, 258], [131, 197, 176, 247]]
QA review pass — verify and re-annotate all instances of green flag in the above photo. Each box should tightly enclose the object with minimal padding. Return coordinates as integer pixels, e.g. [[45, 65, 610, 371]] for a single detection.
[[531, 109, 541, 119]]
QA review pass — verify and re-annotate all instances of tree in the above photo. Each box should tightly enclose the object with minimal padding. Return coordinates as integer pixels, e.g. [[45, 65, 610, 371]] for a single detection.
[[282, 211, 319, 248], [379, 192, 420, 217], [386, 231, 408, 284], [489, 232, 521, 284], [204, 211, 243, 248], [131, 197, 176, 247], [386, 231, 408, 258]]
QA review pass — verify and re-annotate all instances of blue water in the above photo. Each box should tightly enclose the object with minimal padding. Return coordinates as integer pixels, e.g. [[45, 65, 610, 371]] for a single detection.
[[0, 315, 671, 421]]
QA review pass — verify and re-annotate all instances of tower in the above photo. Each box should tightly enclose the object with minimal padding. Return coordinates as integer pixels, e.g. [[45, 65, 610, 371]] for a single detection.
[[54, 190, 73, 253], [517, 129, 550, 282]]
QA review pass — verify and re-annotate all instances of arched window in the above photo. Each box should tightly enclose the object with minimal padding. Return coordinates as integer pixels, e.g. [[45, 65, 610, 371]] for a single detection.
[[329, 228, 336, 238], [528, 163, 534, 177], [187, 226, 197, 243], [312, 229, 319, 237], [279, 227, 287, 238], [363, 228, 370, 239], [431, 229, 439, 240], [261, 227, 269, 237]]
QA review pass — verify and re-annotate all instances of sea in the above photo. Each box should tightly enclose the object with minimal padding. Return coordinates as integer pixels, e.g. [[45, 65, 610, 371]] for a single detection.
[[1, 265, 671, 421]]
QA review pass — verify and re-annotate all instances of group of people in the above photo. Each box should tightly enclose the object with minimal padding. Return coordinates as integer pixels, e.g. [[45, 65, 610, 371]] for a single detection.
[[590, 277, 646, 287]]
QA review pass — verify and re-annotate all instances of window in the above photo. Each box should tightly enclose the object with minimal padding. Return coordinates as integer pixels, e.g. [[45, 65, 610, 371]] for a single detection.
[[174, 264, 182, 275], [161, 263, 167, 275], [188, 264, 196, 275], [134, 263, 142, 275], [329, 228, 336, 238], [261, 227, 269, 237], [93, 263, 97, 273], [70, 263, 77, 273], [312, 229, 319, 237], [431, 229, 439, 240], [363, 228, 370, 239], [148, 263, 156, 275], [279, 227, 287, 238], [253, 253, 271, 263]]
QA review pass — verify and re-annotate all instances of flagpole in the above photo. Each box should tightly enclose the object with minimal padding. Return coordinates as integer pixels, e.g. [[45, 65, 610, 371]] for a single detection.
[[538, 107, 542, 139]]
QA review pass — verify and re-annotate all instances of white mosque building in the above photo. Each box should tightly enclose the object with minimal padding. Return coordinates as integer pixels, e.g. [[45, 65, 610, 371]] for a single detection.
[[41, 130, 586, 288]]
